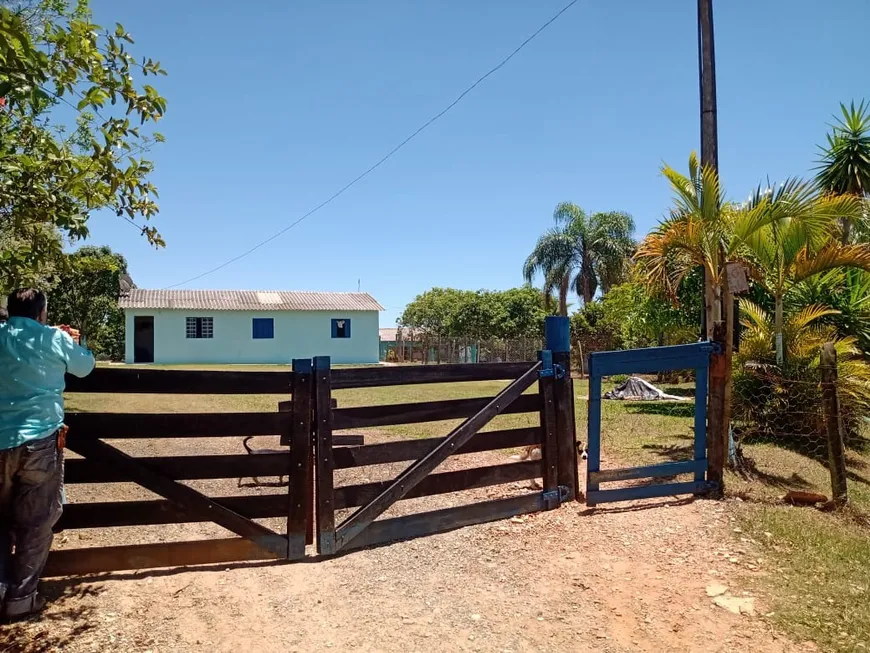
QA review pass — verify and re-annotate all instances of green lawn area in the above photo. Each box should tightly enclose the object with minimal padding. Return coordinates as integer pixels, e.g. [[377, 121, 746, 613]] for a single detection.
[[65, 364, 870, 650]]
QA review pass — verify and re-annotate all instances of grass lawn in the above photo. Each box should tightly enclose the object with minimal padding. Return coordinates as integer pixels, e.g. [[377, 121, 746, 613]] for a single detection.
[[65, 364, 870, 650]]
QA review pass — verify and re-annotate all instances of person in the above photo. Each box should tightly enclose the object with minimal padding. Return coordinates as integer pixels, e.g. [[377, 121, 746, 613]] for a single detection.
[[0, 307, 7, 322], [0, 289, 95, 621]]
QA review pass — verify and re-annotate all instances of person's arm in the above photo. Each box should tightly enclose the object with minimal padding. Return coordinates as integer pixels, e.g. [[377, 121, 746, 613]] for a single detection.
[[55, 329, 96, 377]]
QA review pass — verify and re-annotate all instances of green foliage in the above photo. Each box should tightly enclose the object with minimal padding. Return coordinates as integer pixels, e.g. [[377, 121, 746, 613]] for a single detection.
[[789, 268, 870, 353], [399, 286, 551, 340], [0, 1, 167, 285], [523, 202, 635, 313], [816, 100, 870, 200], [48, 245, 127, 360]]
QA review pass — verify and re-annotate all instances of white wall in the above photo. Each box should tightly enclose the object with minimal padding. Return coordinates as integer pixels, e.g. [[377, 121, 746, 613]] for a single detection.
[[124, 309, 380, 364]]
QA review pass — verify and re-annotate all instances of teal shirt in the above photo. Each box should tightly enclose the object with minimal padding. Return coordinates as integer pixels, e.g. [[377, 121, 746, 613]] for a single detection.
[[0, 316, 95, 449]]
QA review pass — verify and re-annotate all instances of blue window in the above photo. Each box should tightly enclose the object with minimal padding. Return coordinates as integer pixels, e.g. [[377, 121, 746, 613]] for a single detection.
[[252, 318, 274, 339], [331, 318, 351, 339]]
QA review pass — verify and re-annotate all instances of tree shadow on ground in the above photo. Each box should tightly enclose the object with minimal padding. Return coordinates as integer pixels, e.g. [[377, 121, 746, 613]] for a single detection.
[[0, 585, 104, 653], [641, 443, 696, 463], [660, 386, 696, 398], [623, 402, 696, 419]]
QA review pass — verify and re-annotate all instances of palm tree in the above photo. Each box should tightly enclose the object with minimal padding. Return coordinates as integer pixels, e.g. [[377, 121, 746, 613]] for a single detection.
[[523, 202, 635, 316], [737, 179, 868, 363], [816, 100, 870, 242]]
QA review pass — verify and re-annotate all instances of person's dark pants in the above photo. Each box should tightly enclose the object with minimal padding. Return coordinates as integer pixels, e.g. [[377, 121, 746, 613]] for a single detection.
[[0, 433, 63, 616]]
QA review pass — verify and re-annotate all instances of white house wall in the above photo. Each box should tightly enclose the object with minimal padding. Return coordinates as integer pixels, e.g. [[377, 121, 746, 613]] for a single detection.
[[124, 309, 379, 364]]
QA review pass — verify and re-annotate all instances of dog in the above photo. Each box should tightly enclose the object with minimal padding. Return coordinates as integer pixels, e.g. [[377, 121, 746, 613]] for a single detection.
[[512, 441, 588, 462], [239, 436, 288, 487]]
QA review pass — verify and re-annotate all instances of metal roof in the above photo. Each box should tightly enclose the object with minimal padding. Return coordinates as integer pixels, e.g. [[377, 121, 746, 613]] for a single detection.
[[120, 289, 384, 312]]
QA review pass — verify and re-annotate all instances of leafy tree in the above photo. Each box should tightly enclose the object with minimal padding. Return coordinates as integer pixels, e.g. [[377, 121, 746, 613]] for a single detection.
[[789, 268, 870, 354], [399, 286, 550, 340], [523, 202, 635, 314], [816, 101, 870, 242], [48, 245, 128, 359], [0, 2, 167, 285]]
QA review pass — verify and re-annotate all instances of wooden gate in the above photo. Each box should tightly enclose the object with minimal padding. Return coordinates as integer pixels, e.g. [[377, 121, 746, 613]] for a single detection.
[[46, 365, 323, 576], [309, 350, 578, 555]]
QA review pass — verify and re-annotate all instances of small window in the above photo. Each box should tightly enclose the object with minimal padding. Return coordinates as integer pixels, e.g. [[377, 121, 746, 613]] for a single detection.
[[186, 317, 214, 339], [252, 318, 274, 339], [331, 318, 351, 339]]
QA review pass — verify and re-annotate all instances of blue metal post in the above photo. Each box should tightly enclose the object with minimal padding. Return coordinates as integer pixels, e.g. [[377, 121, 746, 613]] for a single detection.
[[545, 316, 570, 353]]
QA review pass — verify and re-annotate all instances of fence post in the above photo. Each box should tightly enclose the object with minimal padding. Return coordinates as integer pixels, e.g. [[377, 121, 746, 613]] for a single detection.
[[287, 358, 313, 559], [706, 321, 727, 496], [313, 356, 336, 554], [545, 316, 578, 501], [821, 342, 849, 507]]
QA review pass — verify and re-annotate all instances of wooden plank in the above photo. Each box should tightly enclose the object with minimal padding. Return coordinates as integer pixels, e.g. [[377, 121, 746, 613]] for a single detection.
[[65, 412, 288, 439], [67, 438, 286, 557], [58, 494, 289, 529], [334, 461, 540, 510], [553, 351, 578, 501], [586, 481, 712, 505], [44, 537, 282, 577], [64, 453, 293, 483], [287, 359, 313, 559], [332, 393, 540, 431], [589, 460, 705, 484], [313, 356, 337, 555], [65, 367, 292, 395], [538, 352, 559, 495], [342, 493, 547, 551], [332, 427, 541, 470], [334, 361, 541, 551], [331, 362, 531, 389]]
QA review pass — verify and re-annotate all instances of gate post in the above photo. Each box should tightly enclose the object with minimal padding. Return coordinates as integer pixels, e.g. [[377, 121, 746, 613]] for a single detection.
[[545, 316, 579, 501], [287, 358, 313, 559]]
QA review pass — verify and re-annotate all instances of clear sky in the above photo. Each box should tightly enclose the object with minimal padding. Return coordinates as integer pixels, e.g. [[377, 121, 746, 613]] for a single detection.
[[83, 0, 869, 326]]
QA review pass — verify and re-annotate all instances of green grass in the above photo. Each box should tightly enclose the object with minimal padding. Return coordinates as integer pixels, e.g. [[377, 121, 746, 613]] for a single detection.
[[736, 503, 870, 652]]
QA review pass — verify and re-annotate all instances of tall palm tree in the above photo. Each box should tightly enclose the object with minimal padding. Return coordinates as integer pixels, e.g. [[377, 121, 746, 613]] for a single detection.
[[737, 179, 867, 363], [816, 100, 870, 242], [523, 202, 635, 316]]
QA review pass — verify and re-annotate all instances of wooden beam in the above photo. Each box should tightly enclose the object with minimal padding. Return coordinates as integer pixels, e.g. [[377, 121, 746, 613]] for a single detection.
[[334, 361, 541, 550], [67, 438, 286, 557], [332, 393, 540, 431], [331, 427, 541, 470], [341, 493, 547, 551], [287, 359, 313, 559], [44, 537, 281, 577], [313, 357, 337, 554], [65, 367, 292, 394], [64, 453, 293, 483], [65, 412, 288, 439], [330, 362, 531, 389], [334, 461, 540, 510]]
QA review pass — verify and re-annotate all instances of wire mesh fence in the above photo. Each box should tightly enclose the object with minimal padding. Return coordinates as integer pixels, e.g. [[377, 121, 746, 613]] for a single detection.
[[382, 337, 544, 364]]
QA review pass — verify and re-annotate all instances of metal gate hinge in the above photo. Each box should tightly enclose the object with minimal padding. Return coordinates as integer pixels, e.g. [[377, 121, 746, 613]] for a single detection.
[[542, 485, 569, 509]]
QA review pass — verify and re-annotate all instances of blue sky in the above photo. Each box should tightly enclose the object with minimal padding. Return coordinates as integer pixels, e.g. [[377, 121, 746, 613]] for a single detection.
[[83, 0, 869, 326]]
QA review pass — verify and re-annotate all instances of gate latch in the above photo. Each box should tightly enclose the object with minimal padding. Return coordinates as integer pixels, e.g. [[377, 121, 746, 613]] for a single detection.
[[538, 351, 566, 379], [542, 485, 569, 509]]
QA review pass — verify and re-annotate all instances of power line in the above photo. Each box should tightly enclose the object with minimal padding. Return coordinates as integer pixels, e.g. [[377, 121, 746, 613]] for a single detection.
[[166, 0, 579, 289]]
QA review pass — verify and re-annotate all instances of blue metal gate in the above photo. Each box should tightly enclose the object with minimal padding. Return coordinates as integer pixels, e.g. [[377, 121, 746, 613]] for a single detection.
[[585, 341, 719, 505]]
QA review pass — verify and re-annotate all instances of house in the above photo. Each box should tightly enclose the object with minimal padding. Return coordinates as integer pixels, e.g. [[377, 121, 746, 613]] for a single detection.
[[120, 289, 383, 364]]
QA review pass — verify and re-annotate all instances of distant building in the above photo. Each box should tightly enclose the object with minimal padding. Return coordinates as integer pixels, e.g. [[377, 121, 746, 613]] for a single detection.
[[120, 289, 383, 364]]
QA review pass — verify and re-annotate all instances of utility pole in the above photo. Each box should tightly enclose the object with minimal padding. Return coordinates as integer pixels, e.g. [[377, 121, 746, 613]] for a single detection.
[[698, 0, 727, 494], [698, 0, 718, 171]]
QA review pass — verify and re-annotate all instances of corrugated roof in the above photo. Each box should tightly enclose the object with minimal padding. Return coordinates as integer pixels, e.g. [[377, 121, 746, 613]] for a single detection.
[[379, 327, 423, 341], [120, 289, 383, 312]]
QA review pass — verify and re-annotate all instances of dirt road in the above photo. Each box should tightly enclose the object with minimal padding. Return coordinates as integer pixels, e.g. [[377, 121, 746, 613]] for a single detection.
[[3, 491, 814, 653]]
